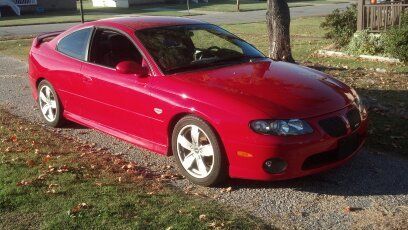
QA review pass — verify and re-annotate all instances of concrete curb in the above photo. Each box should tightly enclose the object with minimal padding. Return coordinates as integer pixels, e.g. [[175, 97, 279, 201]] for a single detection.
[[317, 50, 401, 63]]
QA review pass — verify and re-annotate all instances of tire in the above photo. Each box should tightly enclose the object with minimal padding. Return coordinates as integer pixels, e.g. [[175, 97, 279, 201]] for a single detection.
[[37, 80, 64, 127], [172, 115, 227, 186]]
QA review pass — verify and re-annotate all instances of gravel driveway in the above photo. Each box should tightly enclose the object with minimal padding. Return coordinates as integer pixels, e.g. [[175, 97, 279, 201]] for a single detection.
[[1, 55, 407, 229]]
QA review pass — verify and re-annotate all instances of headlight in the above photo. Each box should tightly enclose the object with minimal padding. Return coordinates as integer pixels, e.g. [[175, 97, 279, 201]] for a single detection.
[[250, 119, 313, 136]]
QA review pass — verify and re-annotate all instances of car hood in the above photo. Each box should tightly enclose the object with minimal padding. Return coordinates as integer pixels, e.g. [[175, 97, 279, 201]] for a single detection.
[[171, 60, 355, 119]]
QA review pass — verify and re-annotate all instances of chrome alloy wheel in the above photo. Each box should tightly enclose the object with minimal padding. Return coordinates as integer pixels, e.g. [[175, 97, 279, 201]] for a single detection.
[[38, 85, 57, 122], [176, 125, 215, 179]]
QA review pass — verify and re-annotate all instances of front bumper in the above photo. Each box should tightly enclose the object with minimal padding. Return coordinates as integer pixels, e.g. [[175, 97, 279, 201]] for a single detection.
[[226, 105, 368, 181]]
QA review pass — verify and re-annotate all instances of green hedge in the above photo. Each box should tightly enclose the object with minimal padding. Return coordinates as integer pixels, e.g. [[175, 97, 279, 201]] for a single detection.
[[321, 4, 357, 47], [383, 13, 408, 63]]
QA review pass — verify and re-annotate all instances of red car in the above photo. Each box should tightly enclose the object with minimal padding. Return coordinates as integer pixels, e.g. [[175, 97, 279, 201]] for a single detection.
[[28, 16, 367, 186]]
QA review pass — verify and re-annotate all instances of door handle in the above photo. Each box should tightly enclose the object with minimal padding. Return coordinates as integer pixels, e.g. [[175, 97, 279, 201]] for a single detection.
[[83, 75, 93, 84]]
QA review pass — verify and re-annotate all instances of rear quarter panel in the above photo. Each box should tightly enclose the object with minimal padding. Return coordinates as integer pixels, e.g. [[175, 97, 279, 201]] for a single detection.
[[29, 40, 83, 114]]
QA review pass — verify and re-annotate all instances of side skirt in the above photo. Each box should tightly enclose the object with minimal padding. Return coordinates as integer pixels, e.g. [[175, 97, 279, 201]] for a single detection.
[[63, 111, 168, 155]]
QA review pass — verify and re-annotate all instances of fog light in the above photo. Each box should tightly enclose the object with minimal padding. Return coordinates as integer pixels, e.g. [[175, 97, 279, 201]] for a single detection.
[[263, 158, 287, 174]]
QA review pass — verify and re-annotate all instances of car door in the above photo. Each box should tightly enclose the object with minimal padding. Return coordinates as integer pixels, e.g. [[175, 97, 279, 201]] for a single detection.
[[54, 27, 94, 117], [80, 28, 157, 145]]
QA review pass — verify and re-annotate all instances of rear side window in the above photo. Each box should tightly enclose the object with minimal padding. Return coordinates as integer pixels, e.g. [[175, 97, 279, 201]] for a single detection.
[[57, 28, 93, 60]]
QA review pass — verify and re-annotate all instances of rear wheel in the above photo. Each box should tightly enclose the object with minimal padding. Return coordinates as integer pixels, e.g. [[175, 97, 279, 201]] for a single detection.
[[172, 116, 227, 186], [37, 80, 64, 127]]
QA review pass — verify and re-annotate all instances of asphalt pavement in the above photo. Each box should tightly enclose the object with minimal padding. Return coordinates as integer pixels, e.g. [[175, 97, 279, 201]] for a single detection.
[[0, 3, 351, 37], [0, 55, 407, 229]]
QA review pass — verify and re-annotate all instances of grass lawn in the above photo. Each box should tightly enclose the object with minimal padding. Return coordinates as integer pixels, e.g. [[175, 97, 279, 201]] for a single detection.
[[0, 0, 350, 27], [0, 108, 268, 229], [185, 0, 350, 12], [0, 1, 197, 27], [0, 39, 32, 60], [223, 17, 408, 73], [0, 17, 406, 156]]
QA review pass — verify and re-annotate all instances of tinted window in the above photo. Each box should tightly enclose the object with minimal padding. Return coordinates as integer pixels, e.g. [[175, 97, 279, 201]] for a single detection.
[[89, 29, 142, 68], [57, 28, 93, 60]]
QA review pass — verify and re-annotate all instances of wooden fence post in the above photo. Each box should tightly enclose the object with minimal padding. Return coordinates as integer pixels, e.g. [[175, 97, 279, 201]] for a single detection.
[[357, 0, 365, 31]]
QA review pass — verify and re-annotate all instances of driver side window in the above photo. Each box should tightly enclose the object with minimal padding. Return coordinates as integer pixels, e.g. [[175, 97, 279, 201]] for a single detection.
[[89, 29, 142, 68]]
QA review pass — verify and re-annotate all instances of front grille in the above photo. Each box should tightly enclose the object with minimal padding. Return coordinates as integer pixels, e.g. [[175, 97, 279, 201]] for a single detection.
[[302, 133, 360, 170], [318, 116, 347, 137], [346, 108, 361, 131]]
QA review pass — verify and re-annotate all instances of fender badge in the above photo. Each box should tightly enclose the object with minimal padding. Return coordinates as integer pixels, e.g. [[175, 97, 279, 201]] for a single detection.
[[154, 108, 163, 115]]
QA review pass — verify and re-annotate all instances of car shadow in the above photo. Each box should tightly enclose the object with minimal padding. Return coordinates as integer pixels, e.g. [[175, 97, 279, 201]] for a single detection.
[[61, 121, 88, 130], [223, 150, 408, 196]]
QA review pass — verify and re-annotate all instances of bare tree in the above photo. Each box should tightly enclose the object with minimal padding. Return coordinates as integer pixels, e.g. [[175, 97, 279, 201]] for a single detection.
[[266, 0, 295, 63]]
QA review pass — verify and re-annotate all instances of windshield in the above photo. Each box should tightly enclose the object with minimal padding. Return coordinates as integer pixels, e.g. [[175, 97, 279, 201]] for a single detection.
[[135, 24, 265, 74]]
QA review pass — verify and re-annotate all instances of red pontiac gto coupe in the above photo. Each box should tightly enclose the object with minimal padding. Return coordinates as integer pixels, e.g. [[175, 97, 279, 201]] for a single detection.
[[28, 16, 367, 186]]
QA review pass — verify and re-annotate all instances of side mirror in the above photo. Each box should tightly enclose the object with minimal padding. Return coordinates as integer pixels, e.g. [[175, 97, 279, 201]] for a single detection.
[[116, 61, 148, 77]]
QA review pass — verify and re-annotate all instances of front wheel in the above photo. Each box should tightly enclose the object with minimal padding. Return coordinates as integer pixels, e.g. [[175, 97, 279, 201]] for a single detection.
[[37, 80, 64, 127], [172, 116, 227, 186]]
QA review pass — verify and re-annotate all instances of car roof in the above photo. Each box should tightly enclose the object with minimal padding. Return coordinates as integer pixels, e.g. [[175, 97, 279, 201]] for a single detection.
[[94, 16, 207, 30]]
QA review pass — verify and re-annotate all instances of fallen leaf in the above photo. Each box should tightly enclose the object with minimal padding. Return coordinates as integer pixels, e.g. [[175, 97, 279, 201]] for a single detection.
[[37, 174, 47, 180], [16, 180, 32, 186], [113, 158, 124, 165], [26, 159, 36, 167], [221, 187, 232, 193], [57, 165, 69, 173], [344, 206, 364, 214], [48, 165, 55, 172], [95, 182, 103, 187], [43, 155, 52, 163], [199, 214, 207, 221], [70, 202, 90, 215], [47, 189, 57, 194], [208, 222, 217, 228], [10, 135, 17, 142], [46, 183, 59, 194], [121, 162, 137, 170], [48, 183, 59, 188]]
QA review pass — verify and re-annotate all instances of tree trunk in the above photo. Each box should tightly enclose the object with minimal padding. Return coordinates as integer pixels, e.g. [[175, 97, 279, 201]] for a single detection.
[[187, 0, 190, 15], [266, 0, 295, 63], [237, 0, 240, 12]]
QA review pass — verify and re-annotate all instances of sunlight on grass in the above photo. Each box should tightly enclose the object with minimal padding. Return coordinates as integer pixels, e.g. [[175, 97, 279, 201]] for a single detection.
[[0, 0, 349, 27], [0, 109, 267, 229], [0, 39, 32, 61], [222, 17, 408, 73]]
